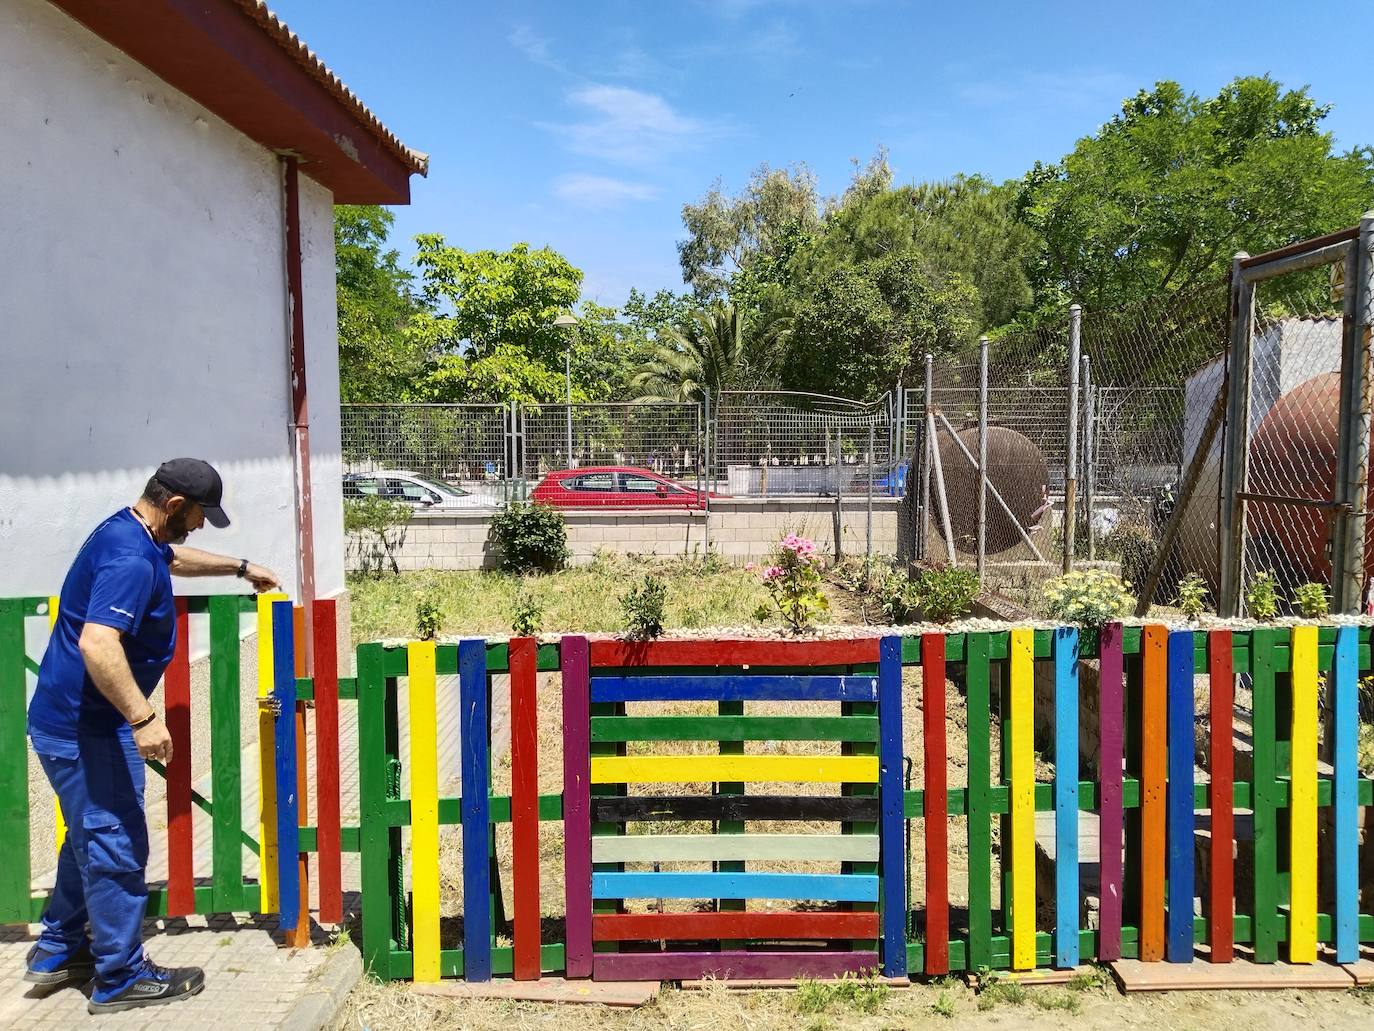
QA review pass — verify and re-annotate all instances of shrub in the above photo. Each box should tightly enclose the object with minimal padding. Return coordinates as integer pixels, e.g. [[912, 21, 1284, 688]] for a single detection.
[[415, 597, 441, 641], [510, 592, 543, 637], [912, 567, 981, 623], [755, 534, 829, 632], [343, 496, 412, 576], [1105, 520, 1156, 589], [1245, 570, 1279, 620], [620, 574, 667, 640], [1292, 581, 1329, 619], [489, 503, 568, 574], [1175, 572, 1210, 620], [1043, 569, 1133, 626]]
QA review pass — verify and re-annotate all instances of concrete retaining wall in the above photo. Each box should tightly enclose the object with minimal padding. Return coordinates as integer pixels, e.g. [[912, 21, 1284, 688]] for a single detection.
[[347, 498, 902, 571]]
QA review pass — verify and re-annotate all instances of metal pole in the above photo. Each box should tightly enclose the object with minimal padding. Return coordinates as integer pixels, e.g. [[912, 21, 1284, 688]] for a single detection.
[[565, 343, 573, 468], [928, 412, 957, 566], [977, 337, 989, 580], [1218, 253, 1255, 617], [1082, 356, 1096, 563], [834, 428, 844, 563], [1331, 213, 1374, 613], [1063, 304, 1081, 574], [935, 411, 1046, 562], [866, 420, 874, 570], [920, 353, 934, 560], [702, 388, 711, 559]]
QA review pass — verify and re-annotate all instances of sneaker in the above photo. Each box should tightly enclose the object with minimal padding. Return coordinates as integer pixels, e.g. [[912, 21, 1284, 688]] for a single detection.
[[23, 942, 95, 988], [87, 960, 205, 1014]]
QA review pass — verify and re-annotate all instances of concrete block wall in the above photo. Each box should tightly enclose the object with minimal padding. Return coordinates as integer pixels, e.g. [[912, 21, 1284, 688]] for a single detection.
[[345, 498, 903, 572]]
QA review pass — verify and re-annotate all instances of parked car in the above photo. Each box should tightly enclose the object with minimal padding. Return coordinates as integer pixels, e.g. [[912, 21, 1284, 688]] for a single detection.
[[343, 471, 496, 511], [530, 466, 718, 509]]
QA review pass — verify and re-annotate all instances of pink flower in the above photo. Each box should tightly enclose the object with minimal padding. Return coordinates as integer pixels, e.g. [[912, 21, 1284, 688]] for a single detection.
[[744, 562, 757, 573], [763, 565, 784, 581]]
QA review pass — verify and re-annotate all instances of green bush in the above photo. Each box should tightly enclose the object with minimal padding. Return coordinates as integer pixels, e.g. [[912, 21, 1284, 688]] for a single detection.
[[415, 597, 441, 640], [1175, 572, 1210, 620], [343, 496, 412, 576], [489, 503, 569, 574], [620, 574, 667, 639], [1245, 570, 1279, 620], [510, 592, 544, 637], [878, 567, 980, 624], [1043, 570, 1133, 626], [1292, 581, 1329, 619], [755, 534, 829, 632], [1105, 521, 1156, 589]]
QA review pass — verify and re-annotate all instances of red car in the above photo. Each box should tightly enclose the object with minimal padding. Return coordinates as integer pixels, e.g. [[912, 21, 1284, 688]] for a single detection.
[[530, 466, 716, 509]]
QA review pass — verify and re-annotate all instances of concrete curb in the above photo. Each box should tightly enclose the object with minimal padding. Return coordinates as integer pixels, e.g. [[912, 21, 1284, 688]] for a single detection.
[[276, 945, 363, 1031]]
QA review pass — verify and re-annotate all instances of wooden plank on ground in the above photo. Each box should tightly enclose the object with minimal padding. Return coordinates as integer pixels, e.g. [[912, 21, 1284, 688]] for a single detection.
[[1111, 957, 1355, 991], [677, 975, 911, 990], [410, 977, 658, 1007]]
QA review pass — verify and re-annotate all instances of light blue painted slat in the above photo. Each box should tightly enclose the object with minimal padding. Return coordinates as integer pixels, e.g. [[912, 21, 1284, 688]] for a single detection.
[[1166, 629, 1195, 962], [588, 674, 878, 703], [459, 639, 491, 981], [270, 600, 299, 931], [1333, 625, 1359, 964], [591, 871, 879, 902], [1053, 626, 1079, 968], [878, 635, 907, 977]]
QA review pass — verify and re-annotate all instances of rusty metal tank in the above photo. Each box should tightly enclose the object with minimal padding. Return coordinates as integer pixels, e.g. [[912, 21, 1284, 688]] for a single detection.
[[931, 425, 1049, 555]]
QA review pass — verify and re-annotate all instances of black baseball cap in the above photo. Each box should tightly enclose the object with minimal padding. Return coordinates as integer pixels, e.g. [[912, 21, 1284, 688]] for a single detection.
[[154, 458, 230, 528]]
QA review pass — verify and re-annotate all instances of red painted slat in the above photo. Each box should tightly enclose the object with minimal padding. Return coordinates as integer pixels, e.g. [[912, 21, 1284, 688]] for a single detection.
[[1208, 629, 1234, 962], [592, 910, 879, 942], [922, 633, 949, 975], [590, 637, 879, 668], [164, 597, 194, 916], [593, 950, 879, 982], [510, 637, 541, 980], [313, 598, 342, 925]]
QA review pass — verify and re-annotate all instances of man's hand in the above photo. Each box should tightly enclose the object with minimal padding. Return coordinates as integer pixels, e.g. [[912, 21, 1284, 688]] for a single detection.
[[133, 715, 173, 764], [244, 563, 281, 592]]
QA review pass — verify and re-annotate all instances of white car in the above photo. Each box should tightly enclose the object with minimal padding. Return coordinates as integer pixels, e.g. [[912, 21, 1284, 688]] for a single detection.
[[342, 471, 497, 511]]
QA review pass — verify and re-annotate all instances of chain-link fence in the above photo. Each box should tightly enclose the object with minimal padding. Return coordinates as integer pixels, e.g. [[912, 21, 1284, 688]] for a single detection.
[[340, 403, 511, 503], [518, 402, 703, 483]]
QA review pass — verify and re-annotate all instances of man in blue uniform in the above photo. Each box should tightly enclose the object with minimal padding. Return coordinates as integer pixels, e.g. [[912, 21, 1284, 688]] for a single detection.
[[25, 458, 280, 1014]]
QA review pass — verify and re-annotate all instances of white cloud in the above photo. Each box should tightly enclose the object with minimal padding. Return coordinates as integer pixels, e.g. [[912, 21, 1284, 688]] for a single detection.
[[554, 174, 659, 209], [542, 85, 714, 164], [508, 24, 566, 73]]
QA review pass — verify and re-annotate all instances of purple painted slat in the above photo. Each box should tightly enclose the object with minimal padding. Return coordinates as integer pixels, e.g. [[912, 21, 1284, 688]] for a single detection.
[[561, 635, 593, 978], [592, 951, 881, 982], [1097, 621, 1124, 961]]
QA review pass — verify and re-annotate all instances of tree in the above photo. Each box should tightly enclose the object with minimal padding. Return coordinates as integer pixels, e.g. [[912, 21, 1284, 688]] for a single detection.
[[1017, 76, 1374, 310], [630, 302, 785, 402], [335, 205, 430, 402], [677, 162, 821, 300]]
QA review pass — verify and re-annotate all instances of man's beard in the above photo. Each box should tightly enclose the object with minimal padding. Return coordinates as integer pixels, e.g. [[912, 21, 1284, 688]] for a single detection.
[[166, 510, 193, 545]]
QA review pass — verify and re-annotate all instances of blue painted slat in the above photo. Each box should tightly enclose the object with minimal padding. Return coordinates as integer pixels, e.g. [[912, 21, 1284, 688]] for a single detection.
[[592, 871, 879, 902], [1166, 630, 1195, 962], [877, 635, 906, 977], [1053, 627, 1079, 968], [459, 639, 491, 981], [1333, 625, 1358, 963], [270, 600, 299, 931], [588, 674, 878, 703]]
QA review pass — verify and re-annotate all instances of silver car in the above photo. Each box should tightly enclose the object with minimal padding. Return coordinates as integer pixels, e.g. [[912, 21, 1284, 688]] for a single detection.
[[342, 471, 497, 511]]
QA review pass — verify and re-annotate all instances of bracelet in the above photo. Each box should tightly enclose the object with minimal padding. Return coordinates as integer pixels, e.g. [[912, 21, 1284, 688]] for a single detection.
[[130, 710, 158, 731], [236, 558, 249, 578]]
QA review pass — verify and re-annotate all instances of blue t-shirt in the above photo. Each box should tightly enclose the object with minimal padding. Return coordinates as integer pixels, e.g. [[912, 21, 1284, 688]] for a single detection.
[[28, 509, 176, 755]]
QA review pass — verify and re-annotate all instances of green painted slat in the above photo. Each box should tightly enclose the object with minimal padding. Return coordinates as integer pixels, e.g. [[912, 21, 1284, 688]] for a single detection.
[[23, 656, 39, 676], [355, 643, 392, 980], [384, 942, 566, 980], [1251, 627, 1279, 963], [0, 598, 31, 924], [382, 793, 565, 827], [209, 596, 245, 911], [337, 677, 358, 700], [965, 631, 993, 970], [589, 714, 878, 743]]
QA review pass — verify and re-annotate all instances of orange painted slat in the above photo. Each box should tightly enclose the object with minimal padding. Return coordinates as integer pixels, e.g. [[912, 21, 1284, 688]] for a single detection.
[[1139, 624, 1167, 962]]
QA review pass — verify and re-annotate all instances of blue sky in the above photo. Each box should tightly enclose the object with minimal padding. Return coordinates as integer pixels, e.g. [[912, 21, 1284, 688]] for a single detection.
[[270, 0, 1372, 307]]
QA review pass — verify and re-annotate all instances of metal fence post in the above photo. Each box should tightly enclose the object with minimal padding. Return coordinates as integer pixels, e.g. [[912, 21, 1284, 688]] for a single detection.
[[977, 336, 989, 581], [702, 388, 711, 559], [866, 420, 875, 571], [920, 354, 934, 561], [1218, 253, 1255, 617], [1063, 304, 1081, 574], [1332, 213, 1374, 613], [1082, 356, 1095, 563]]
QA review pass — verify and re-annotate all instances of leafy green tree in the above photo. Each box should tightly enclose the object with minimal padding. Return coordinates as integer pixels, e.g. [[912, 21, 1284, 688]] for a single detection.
[[335, 205, 430, 402], [1017, 76, 1374, 310], [630, 302, 785, 402]]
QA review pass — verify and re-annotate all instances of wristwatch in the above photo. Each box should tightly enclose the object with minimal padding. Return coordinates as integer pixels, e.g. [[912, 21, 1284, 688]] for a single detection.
[[236, 558, 249, 578]]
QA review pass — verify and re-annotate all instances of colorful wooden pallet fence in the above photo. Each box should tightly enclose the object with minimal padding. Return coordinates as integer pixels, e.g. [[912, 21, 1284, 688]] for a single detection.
[[0, 594, 348, 935], [357, 623, 1373, 985]]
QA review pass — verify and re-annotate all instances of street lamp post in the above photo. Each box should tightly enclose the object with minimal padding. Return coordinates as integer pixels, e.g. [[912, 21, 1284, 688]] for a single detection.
[[554, 312, 579, 467]]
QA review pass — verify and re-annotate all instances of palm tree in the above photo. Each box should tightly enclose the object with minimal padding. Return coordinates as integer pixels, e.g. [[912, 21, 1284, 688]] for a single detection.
[[630, 302, 787, 403]]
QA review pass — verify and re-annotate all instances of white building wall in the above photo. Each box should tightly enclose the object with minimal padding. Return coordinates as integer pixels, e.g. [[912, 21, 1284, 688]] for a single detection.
[[0, 0, 344, 601]]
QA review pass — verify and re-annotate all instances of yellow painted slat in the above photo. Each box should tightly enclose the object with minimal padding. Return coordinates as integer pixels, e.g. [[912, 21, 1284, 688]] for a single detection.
[[1289, 624, 1318, 963], [257, 591, 286, 912], [589, 754, 878, 785], [407, 641, 441, 982], [49, 596, 66, 853], [1010, 627, 1036, 970]]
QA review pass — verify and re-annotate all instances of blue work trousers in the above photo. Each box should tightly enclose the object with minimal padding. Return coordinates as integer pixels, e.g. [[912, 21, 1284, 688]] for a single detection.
[[32, 729, 149, 994]]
